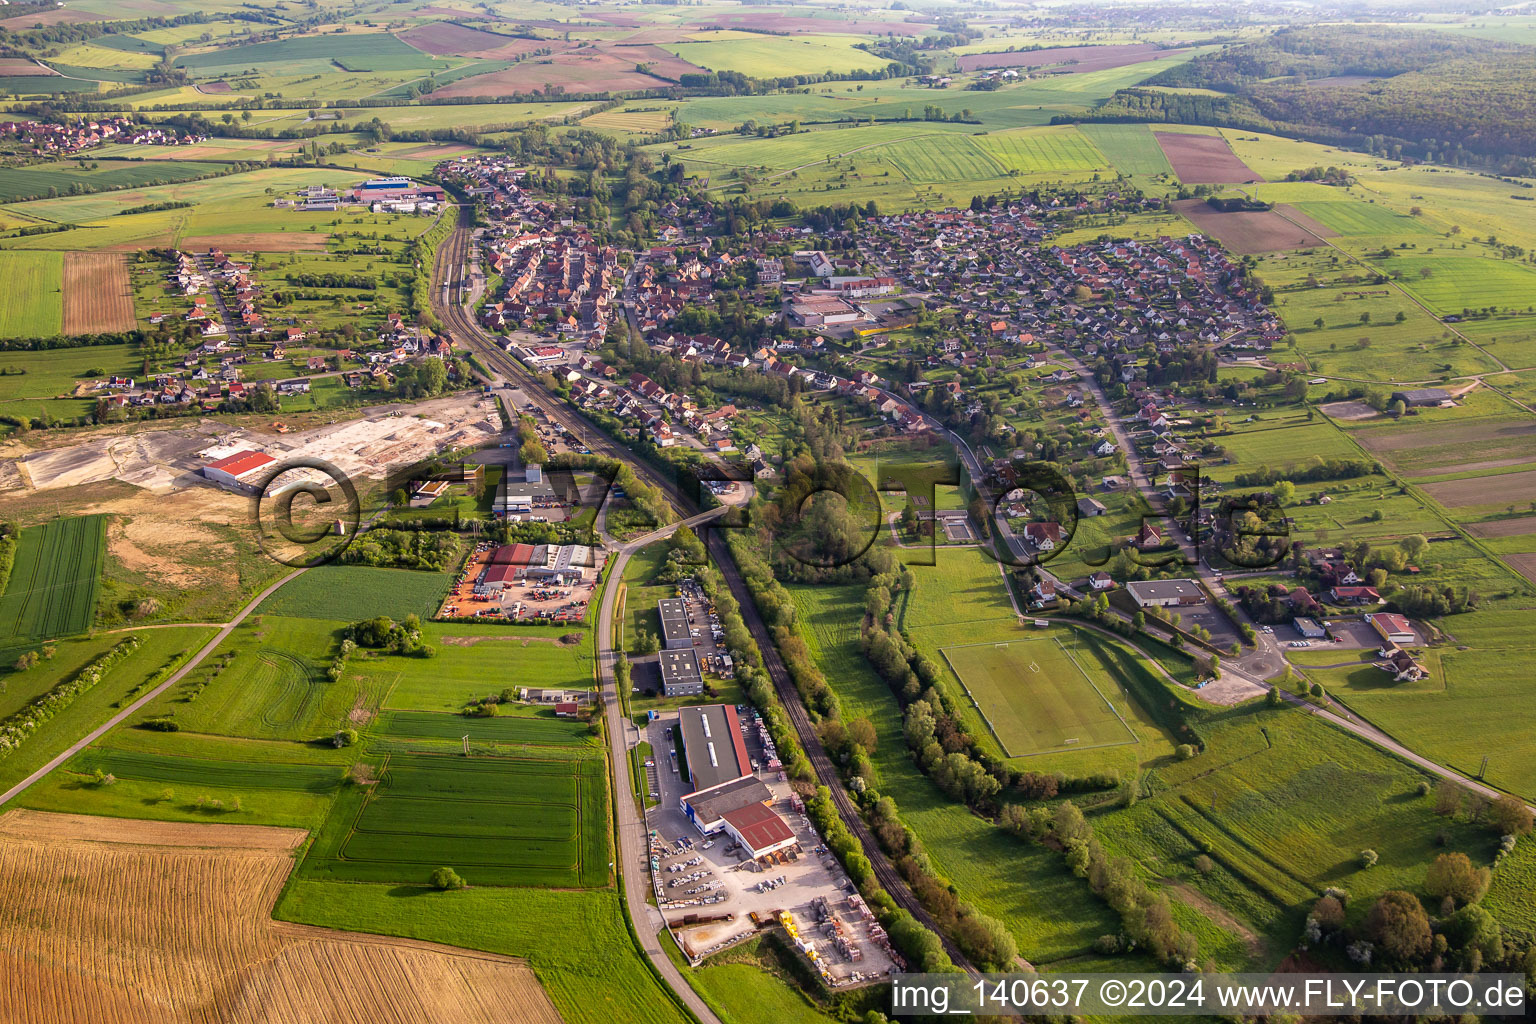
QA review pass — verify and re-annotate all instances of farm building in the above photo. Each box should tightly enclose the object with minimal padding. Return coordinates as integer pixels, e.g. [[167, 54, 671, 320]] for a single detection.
[[1366, 612, 1415, 645], [1126, 579, 1205, 608], [659, 648, 704, 697], [658, 598, 692, 650], [1390, 388, 1452, 408], [202, 449, 276, 494], [520, 688, 587, 704]]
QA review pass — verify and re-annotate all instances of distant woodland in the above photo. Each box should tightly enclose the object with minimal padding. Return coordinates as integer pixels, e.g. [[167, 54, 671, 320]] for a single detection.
[[1066, 27, 1536, 172]]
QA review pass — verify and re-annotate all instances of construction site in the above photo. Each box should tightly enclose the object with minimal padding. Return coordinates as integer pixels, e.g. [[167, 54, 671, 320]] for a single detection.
[[11, 394, 502, 497]]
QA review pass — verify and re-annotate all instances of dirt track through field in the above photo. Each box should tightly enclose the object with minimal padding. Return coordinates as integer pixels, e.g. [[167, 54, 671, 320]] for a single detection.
[[63, 252, 134, 334], [0, 809, 563, 1024]]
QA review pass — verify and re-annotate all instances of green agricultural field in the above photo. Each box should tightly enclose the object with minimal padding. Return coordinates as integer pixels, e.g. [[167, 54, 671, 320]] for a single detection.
[[301, 744, 609, 888], [0, 626, 216, 796], [661, 31, 888, 77], [276, 882, 692, 1024], [1080, 124, 1175, 177], [257, 564, 453, 621], [175, 32, 447, 74], [880, 134, 1007, 183], [1380, 255, 1536, 316], [1109, 706, 1497, 946], [0, 515, 105, 641], [973, 126, 1108, 177], [1290, 200, 1433, 236], [942, 638, 1137, 757], [0, 251, 61, 337]]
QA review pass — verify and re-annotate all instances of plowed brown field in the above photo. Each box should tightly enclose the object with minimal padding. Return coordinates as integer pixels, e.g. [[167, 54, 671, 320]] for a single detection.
[[63, 252, 134, 334], [182, 233, 328, 252], [0, 809, 562, 1024]]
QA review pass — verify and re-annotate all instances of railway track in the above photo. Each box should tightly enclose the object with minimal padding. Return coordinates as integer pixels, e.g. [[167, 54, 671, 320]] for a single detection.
[[430, 206, 978, 975]]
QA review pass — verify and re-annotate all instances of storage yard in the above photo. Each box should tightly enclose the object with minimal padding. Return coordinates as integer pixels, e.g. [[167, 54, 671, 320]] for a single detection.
[[444, 542, 602, 622], [641, 706, 898, 985]]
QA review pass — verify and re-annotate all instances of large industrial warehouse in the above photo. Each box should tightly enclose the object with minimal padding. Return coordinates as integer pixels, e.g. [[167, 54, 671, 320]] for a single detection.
[[675, 705, 798, 862]]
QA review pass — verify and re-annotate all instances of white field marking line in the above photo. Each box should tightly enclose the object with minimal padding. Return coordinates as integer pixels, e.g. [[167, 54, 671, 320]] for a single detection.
[[1054, 636, 1138, 744]]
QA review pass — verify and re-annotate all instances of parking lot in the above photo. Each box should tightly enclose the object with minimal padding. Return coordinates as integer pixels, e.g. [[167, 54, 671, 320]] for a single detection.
[[676, 576, 732, 677], [1177, 600, 1245, 651], [640, 710, 898, 984]]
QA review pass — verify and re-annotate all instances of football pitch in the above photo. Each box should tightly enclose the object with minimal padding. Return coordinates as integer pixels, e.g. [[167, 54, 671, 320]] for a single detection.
[[940, 638, 1137, 757]]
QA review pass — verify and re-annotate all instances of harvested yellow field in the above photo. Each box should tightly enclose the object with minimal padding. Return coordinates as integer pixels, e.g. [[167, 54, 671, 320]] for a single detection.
[[0, 810, 563, 1024]]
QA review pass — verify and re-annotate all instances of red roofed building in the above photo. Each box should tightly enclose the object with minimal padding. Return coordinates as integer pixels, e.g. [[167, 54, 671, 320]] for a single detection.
[[1367, 612, 1414, 645], [720, 801, 798, 860], [203, 450, 276, 493], [490, 543, 538, 565]]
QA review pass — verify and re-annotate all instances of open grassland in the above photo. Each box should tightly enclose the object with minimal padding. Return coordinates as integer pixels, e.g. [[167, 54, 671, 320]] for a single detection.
[[1080, 123, 1175, 177], [0, 251, 61, 336], [383, 625, 592, 712], [278, 881, 692, 1024], [1290, 200, 1433, 237], [899, 547, 1017, 628], [1256, 248, 1501, 379], [942, 638, 1136, 757], [1484, 837, 1536, 938], [1357, 165, 1536, 252], [1317, 640, 1536, 800], [683, 936, 838, 1024], [788, 582, 1124, 961], [661, 30, 887, 76], [0, 809, 561, 1024], [257, 564, 453, 621], [1372, 255, 1536, 316], [136, 616, 396, 743], [0, 515, 104, 642]]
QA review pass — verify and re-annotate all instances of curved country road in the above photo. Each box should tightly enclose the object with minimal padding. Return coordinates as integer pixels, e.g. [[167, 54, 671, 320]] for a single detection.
[[596, 507, 736, 1024], [0, 567, 306, 809]]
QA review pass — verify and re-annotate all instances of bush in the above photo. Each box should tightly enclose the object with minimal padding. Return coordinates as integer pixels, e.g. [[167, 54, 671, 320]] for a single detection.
[[1423, 852, 1490, 907], [1359, 848, 1378, 868], [429, 866, 466, 891], [1366, 890, 1431, 962], [1176, 743, 1197, 761], [1193, 854, 1214, 875], [332, 727, 358, 748]]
